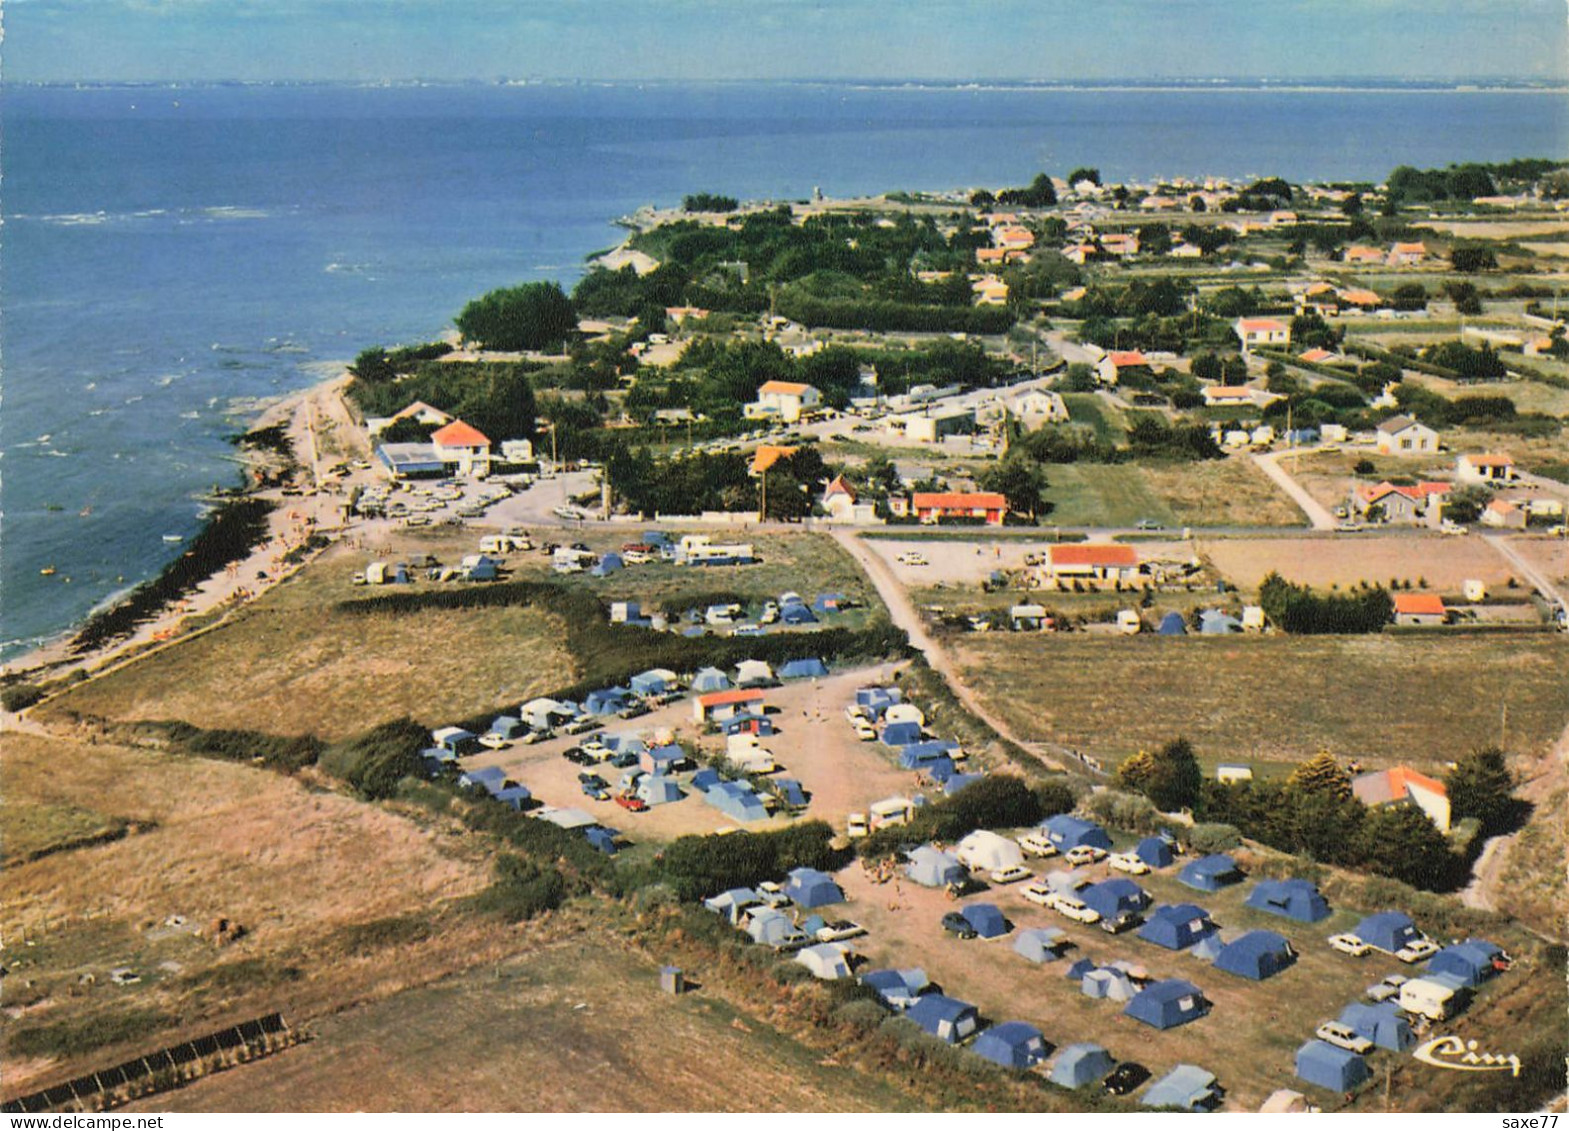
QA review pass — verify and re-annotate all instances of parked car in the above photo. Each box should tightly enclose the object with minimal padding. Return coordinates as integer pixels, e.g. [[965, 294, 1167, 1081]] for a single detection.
[[562, 746, 592, 765], [852, 720, 877, 741], [1135, 519, 1164, 531], [520, 729, 551, 745], [1098, 910, 1143, 935], [581, 783, 611, 801], [1016, 832, 1059, 858], [563, 717, 599, 735], [1367, 974, 1408, 1003], [814, 919, 867, 943], [1051, 896, 1101, 925], [1103, 1062, 1151, 1096], [755, 881, 791, 909], [1107, 852, 1150, 875], [614, 794, 649, 812], [1315, 1021, 1374, 1055], [617, 702, 651, 720], [1328, 933, 1370, 956], [1064, 845, 1108, 866], [478, 733, 511, 751], [1396, 938, 1441, 964], [941, 911, 978, 940], [1020, 881, 1055, 907], [990, 864, 1033, 885], [577, 772, 608, 789]]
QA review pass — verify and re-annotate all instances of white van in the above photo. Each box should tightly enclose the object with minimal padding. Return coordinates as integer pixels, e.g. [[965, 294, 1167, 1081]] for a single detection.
[[1398, 977, 1468, 1022]]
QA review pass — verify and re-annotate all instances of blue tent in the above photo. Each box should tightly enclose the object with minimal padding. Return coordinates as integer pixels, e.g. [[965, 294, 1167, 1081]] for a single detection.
[[881, 721, 922, 746], [973, 1022, 1048, 1069], [746, 908, 804, 947], [487, 715, 525, 739], [691, 666, 730, 692], [1354, 911, 1421, 954], [1199, 609, 1242, 635], [1082, 967, 1137, 1001], [643, 530, 671, 547], [1190, 932, 1225, 962], [784, 867, 844, 909], [779, 603, 818, 626], [493, 785, 533, 810], [780, 657, 828, 679], [1014, 927, 1069, 964], [459, 766, 507, 791], [1138, 904, 1218, 951], [1157, 611, 1188, 635], [1142, 1065, 1222, 1111], [704, 887, 760, 921], [897, 739, 959, 769], [644, 745, 685, 775], [705, 781, 769, 822], [919, 756, 958, 784], [1064, 957, 1097, 981], [812, 593, 846, 613], [689, 768, 722, 792], [1428, 940, 1507, 987], [1245, 878, 1331, 923], [636, 776, 684, 806], [773, 778, 807, 807], [856, 687, 902, 718], [629, 669, 676, 696], [1214, 930, 1296, 981], [584, 687, 632, 716], [960, 903, 1008, 939], [1178, 854, 1243, 892], [906, 846, 965, 888], [944, 773, 986, 796], [1295, 1041, 1370, 1093], [1040, 815, 1113, 852], [583, 827, 618, 855], [589, 552, 624, 577], [1081, 878, 1151, 922], [1124, 979, 1211, 1030], [859, 968, 929, 1011], [1049, 1043, 1114, 1088], [1134, 835, 1176, 869], [1338, 1002, 1414, 1052], [906, 994, 980, 1045]]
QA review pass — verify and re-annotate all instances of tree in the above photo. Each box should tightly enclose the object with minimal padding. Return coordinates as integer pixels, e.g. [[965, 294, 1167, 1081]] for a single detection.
[[349, 347, 397, 384], [1451, 246, 1499, 273], [456, 282, 578, 351], [1357, 803, 1459, 889], [682, 192, 738, 213], [1445, 747, 1518, 834], [1188, 195, 1207, 213], [969, 189, 996, 208], [1446, 281, 1483, 315], [1115, 749, 1159, 795], [1443, 483, 1493, 524], [1128, 737, 1203, 813], [1068, 167, 1101, 187], [1287, 751, 1352, 801], [1339, 193, 1364, 216], [981, 455, 1050, 520]]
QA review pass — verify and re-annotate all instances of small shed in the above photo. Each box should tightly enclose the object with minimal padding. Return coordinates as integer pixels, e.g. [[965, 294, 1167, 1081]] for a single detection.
[[779, 657, 828, 679], [734, 659, 774, 687], [960, 902, 1009, 939], [1178, 854, 1244, 892], [1142, 1065, 1223, 1111], [691, 666, 731, 692], [721, 712, 775, 737], [795, 942, 853, 980], [956, 830, 1025, 874], [1134, 835, 1176, 869], [906, 994, 981, 1044], [784, 867, 845, 909], [906, 846, 966, 888], [636, 776, 684, 807], [859, 968, 929, 1010], [1014, 927, 1070, 964], [973, 1022, 1048, 1070], [1295, 1040, 1370, 1093], [1040, 815, 1113, 852], [1428, 940, 1508, 987], [1125, 979, 1210, 1031], [1214, 930, 1296, 981], [1338, 1001, 1414, 1052], [1049, 1043, 1114, 1089], [1354, 911, 1421, 954], [1138, 904, 1218, 951], [1245, 878, 1331, 923], [1157, 611, 1188, 636], [881, 720, 923, 746]]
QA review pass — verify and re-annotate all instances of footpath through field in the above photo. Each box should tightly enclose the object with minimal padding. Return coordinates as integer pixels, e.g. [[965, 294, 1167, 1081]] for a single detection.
[[1251, 448, 1335, 530]]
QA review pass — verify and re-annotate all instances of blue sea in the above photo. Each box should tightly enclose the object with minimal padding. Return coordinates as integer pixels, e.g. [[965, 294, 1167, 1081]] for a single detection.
[[4, 81, 1566, 658]]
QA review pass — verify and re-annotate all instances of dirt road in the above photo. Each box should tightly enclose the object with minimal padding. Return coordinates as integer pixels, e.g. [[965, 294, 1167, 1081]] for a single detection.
[[1252, 449, 1335, 530]]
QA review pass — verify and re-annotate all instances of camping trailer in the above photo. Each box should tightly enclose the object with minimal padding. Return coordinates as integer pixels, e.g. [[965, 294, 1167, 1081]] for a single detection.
[[1398, 976, 1470, 1021]]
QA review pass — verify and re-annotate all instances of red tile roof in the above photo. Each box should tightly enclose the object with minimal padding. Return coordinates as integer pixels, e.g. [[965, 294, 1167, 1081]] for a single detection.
[[1237, 318, 1288, 332], [1049, 543, 1139, 568], [912, 492, 1008, 511], [1107, 350, 1148, 367], [431, 420, 491, 447], [697, 688, 766, 708], [1465, 453, 1515, 467], [1393, 593, 1447, 616], [757, 380, 814, 396]]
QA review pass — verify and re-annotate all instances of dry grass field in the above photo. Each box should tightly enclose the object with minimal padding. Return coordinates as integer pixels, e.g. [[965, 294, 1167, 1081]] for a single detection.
[[1042, 460, 1303, 529], [130, 941, 923, 1113], [951, 633, 1569, 769], [1197, 534, 1523, 593], [1, 729, 511, 1096], [40, 542, 574, 740]]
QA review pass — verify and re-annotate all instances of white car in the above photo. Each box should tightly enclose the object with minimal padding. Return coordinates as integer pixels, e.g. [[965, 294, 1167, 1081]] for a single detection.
[[1107, 852, 1150, 875], [1020, 881, 1056, 907], [1315, 1022, 1373, 1055], [989, 865, 1033, 886], [478, 733, 511, 751], [1396, 938, 1441, 964], [1328, 933, 1370, 957], [814, 919, 867, 943], [1064, 845, 1108, 867], [1052, 897, 1102, 925], [1016, 832, 1059, 858], [896, 552, 929, 566], [852, 720, 877, 742]]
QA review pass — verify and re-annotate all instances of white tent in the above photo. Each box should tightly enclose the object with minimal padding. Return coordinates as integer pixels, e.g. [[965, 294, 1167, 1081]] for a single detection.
[[734, 660, 774, 687], [955, 830, 1025, 873], [882, 703, 926, 727], [796, 942, 853, 980]]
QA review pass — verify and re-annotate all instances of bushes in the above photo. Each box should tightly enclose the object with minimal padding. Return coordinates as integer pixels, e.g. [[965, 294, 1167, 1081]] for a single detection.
[[1259, 572, 1392, 634], [776, 292, 1015, 335], [1, 683, 44, 712], [318, 718, 429, 800], [470, 853, 567, 922], [1083, 789, 1163, 835], [858, 775, 1047, 859], [652, 821, 843, 902], [1186, 823, 1243, 853], [8, 1007, 175, 1060], [154, 720, 324, 773]]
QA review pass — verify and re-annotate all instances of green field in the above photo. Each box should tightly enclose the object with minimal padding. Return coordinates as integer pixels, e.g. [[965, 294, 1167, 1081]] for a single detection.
[[1041, 459, 1304, 528], [953, 632, 1569, 770], [1059, 393, 1125, 444]]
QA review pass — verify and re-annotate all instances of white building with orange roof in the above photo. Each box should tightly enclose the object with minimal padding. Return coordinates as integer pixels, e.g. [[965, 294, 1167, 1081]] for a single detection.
[[1233, 318, 1291, 351], [1386, 242, 1428, 267], [1456, 453, 1517, 484], [1343, 245, 1384, 265], [746, 380, 821, 423], [429, 419, 492, 476], [1096, 350, 1151, 386], [993, 225, 1036, 250], [1352, 764, 1451, 829]]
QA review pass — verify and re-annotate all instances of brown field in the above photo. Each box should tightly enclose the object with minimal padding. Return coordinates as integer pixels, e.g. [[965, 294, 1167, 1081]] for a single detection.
[[1, 730, 509, 1095], [130, 940, 922, 1113], [951, 633, 1569, 769], [40, 542, 573, 740], [1510, 536, 1569, 591], [1139, 458, 1306, 528], [1415, 219, 1569, 239], [1197, 534, 1522, 593]]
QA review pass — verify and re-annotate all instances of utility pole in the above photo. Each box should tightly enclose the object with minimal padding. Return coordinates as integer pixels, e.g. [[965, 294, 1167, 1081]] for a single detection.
[[759, 466, 768, 523]]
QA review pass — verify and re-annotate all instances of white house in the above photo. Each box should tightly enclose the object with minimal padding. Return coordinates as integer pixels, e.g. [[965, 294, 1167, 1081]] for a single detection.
[[1202, 385, 1283, 409], [1352, 765, 1450, 832], [1011, 389, 1070, 424], [1456, 453, 1517, 484], [1375, 415, 1440, 456], [746, 380, 822, 423], [429, 419, 492, 477], [820, 475, 881, 524], [1096, 350, 1150, 386], [1233, 318, 1291, 351]]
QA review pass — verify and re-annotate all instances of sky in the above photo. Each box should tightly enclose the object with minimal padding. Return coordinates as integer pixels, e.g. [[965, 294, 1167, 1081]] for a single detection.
[[5, 0, 1568, 84]]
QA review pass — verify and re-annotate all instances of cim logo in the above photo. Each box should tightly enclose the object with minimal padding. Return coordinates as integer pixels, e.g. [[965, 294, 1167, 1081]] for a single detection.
[[1412, 1035, 1521, 1077]]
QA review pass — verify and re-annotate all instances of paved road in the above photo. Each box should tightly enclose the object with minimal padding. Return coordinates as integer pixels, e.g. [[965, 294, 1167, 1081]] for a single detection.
[[1251, 448, 1336, 530], [832, 529, 1072, 774]]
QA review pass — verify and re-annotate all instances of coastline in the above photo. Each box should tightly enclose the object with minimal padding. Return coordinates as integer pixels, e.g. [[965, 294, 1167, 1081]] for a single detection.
[[3, 371, 362, 686]]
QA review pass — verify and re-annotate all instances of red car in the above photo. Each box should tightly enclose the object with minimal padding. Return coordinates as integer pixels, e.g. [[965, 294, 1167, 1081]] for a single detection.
[[614, 794, 649, 812]]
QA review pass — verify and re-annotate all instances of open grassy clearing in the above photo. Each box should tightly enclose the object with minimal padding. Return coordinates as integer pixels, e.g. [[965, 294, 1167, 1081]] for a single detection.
[[42, 540, 573, 739], [1197, 533, 1523, 593], [1042, 464, 1175, 528], [1, 730, 511, 1095], [1040, 458, 1301, 529], [1059, 393, 1125, 444], [951, 633, 1569, 769], [1403, 373, 1569, 419], [1499, 786, 1567, 939], [131, 940, 924, 1113]]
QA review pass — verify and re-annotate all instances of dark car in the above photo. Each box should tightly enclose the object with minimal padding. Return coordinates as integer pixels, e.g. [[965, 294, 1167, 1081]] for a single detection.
[[1103, 1062, 1151, 1096], [609, 751, 641, 769], [617, 702, 650, 720], [940, 911, 978, 940], [562, 746, 591, 765], [577, 772, 608, 789]]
